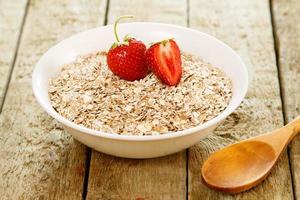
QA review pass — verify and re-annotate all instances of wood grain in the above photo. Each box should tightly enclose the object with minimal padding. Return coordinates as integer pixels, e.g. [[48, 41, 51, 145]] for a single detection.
[[106, 0, 187, 25], [1, 0, 297, 199], [0, 0, 107, 199], [87, 152, 186, 200], [188, 0, 293, 199], [86, 0, 187, 199], [272, 0, 300, 198], [0, 0, 28, 109]]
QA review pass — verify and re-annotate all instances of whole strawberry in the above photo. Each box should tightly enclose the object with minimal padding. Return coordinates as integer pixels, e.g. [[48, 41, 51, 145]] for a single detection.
[[145, 39, 182, 86], [107, 16, 148, 81]]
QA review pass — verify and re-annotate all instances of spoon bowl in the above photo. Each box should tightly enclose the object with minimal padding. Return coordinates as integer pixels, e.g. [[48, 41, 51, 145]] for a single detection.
[[202, 141, 276, 193]]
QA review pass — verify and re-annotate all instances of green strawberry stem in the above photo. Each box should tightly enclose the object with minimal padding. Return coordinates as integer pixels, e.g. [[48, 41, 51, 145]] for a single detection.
[[114, 15, 134, 42], [161, 39, 170, 46], [149, 38, 174, 47]]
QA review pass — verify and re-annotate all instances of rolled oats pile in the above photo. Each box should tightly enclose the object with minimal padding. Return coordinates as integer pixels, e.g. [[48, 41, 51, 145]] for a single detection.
[[49, 51, 232, 136]]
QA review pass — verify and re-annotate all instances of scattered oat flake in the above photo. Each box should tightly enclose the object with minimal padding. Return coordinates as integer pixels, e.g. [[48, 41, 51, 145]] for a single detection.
[[48, 51, 232, 136]]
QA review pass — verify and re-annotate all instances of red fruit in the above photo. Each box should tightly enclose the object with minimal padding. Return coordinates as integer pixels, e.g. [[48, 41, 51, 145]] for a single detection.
[[145, 39, 182, 86], [107, 39, 147, 81], [107, 15, 148, 81]]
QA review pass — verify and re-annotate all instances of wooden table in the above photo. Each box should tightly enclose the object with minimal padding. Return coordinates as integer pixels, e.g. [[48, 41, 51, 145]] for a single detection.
[[0, 0, 299, 199]]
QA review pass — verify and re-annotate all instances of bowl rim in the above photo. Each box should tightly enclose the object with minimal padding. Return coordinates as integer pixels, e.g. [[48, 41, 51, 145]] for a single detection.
[[32, 22, 248, 141]]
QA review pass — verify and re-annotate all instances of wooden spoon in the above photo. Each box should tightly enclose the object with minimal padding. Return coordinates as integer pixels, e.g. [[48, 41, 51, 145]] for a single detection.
[[201, 116, 300, 193]]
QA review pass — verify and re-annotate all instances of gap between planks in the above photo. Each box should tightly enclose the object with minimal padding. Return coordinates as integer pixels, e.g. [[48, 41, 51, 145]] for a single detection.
[[82, 0, 110, 199], [82, 148, 92, 200], [185, 1, 190, 199], [0, 0, 30, 114], [269, 0, 296, 199]]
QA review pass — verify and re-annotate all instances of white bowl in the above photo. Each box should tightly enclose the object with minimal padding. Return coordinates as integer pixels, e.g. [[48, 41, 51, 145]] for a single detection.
[[32, 22, 248, 159]]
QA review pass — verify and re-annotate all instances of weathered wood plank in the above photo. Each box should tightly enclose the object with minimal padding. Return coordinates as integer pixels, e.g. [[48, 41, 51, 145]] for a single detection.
[[272, 0, 300, 198], [0, 0, 28, 110], [188, 0, 293, 199], [88, 153, 186, 200], [106, 0, 187, 25], [0, 0, 107, 199], [87, 0, 187, 199]]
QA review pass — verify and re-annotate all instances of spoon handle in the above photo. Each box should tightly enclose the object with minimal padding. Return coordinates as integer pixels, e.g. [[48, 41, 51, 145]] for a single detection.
[[286, 116, 300, 142], [259, 116, 300, 154]]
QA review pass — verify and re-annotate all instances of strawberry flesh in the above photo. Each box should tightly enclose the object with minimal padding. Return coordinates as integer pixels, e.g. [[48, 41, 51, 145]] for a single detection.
[[145, 39, 182, 86]]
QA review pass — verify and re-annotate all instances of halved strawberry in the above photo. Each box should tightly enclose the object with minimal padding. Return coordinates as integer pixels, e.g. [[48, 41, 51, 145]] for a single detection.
[[145, 39, 182, 86]]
